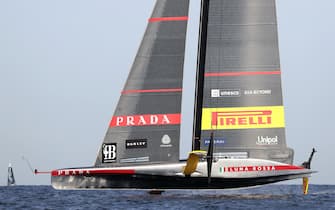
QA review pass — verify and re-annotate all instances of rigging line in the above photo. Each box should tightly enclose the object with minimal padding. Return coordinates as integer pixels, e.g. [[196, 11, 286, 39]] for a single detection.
[[22, 156, 51, 175], [22, 156, 34, 174]]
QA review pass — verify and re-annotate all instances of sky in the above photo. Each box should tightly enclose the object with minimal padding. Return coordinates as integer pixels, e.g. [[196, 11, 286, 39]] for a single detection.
[[0, 0, 334, 186]]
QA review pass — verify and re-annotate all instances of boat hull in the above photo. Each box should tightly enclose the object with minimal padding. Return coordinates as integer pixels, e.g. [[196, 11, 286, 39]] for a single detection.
[[52, 172, 311, 190], [51, 159, 313, 190]]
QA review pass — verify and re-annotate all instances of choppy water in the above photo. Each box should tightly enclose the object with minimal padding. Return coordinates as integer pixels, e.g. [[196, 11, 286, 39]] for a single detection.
[[0, 185, 334, 209]]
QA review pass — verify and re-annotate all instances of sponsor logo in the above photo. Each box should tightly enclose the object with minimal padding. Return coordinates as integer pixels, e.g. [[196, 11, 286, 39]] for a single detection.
[[222, 166, 276, 172], [211, 89, 241, 98], [102, 143, 117, 163], [201, 106, 285, 130], [212, 110, 272, 126], [257, 136, 279, 145], [204, 138, 225, 146], [220, 165, 303, 173], [53, 169, 135, 176], [109, 114, 181, 127], [160, 134, 172, 147], [244, 89, 272, 95], [125, 139, 147, 149]]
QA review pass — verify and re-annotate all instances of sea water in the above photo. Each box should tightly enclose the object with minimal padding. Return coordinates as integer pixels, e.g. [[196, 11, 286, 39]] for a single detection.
[[0, 185, 334, 209]]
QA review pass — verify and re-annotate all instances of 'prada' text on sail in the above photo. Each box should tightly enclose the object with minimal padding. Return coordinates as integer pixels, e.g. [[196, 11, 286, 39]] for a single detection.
[[109, 114, 181, 127]]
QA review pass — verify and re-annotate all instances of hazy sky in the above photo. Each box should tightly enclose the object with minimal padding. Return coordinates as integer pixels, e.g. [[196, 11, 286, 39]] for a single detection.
[[0, 0, 334, 186]]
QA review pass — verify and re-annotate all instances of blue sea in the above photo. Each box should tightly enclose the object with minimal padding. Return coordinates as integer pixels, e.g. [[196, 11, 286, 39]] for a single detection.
[[0, 185, 334, 209]]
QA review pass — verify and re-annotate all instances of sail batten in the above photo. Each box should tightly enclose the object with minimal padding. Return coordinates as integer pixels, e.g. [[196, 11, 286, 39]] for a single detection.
[[205, 70, 281, 77], [122, 88, 183, 95], [149, 16, 189, 23]]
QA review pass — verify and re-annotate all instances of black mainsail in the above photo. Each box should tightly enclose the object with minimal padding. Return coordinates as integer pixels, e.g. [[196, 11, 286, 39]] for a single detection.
[[95, 0, 190, 167], [7, 163, 16, 186], [193, 0, 293, 164]]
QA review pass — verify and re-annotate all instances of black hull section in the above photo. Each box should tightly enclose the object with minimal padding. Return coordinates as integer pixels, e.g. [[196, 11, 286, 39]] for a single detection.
[[52, 173, 310, 190]]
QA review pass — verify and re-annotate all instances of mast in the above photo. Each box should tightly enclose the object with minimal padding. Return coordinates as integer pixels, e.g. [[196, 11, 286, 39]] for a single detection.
[[193, 0, 210, 151]]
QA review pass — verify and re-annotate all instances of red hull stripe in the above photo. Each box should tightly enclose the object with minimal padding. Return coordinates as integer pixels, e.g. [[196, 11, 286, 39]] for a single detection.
[[122, 88, 182, 94], [52, 169, 135, 176], [205, 71, 281, 77], [149, 16, 189, 22], [109, 113, 181, 127]]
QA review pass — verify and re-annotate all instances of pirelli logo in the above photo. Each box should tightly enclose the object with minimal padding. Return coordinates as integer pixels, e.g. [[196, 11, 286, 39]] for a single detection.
[[202, 106, 285, 130]]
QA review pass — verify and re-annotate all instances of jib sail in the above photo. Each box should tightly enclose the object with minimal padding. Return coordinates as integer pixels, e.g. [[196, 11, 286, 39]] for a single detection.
[[95, 0, 190, 166], [193, 0, 293, 164]]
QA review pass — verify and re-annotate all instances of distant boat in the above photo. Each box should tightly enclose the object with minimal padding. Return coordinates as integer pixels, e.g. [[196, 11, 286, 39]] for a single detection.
[[51, 0, 315, 192], [7, 163, 16, 186]]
